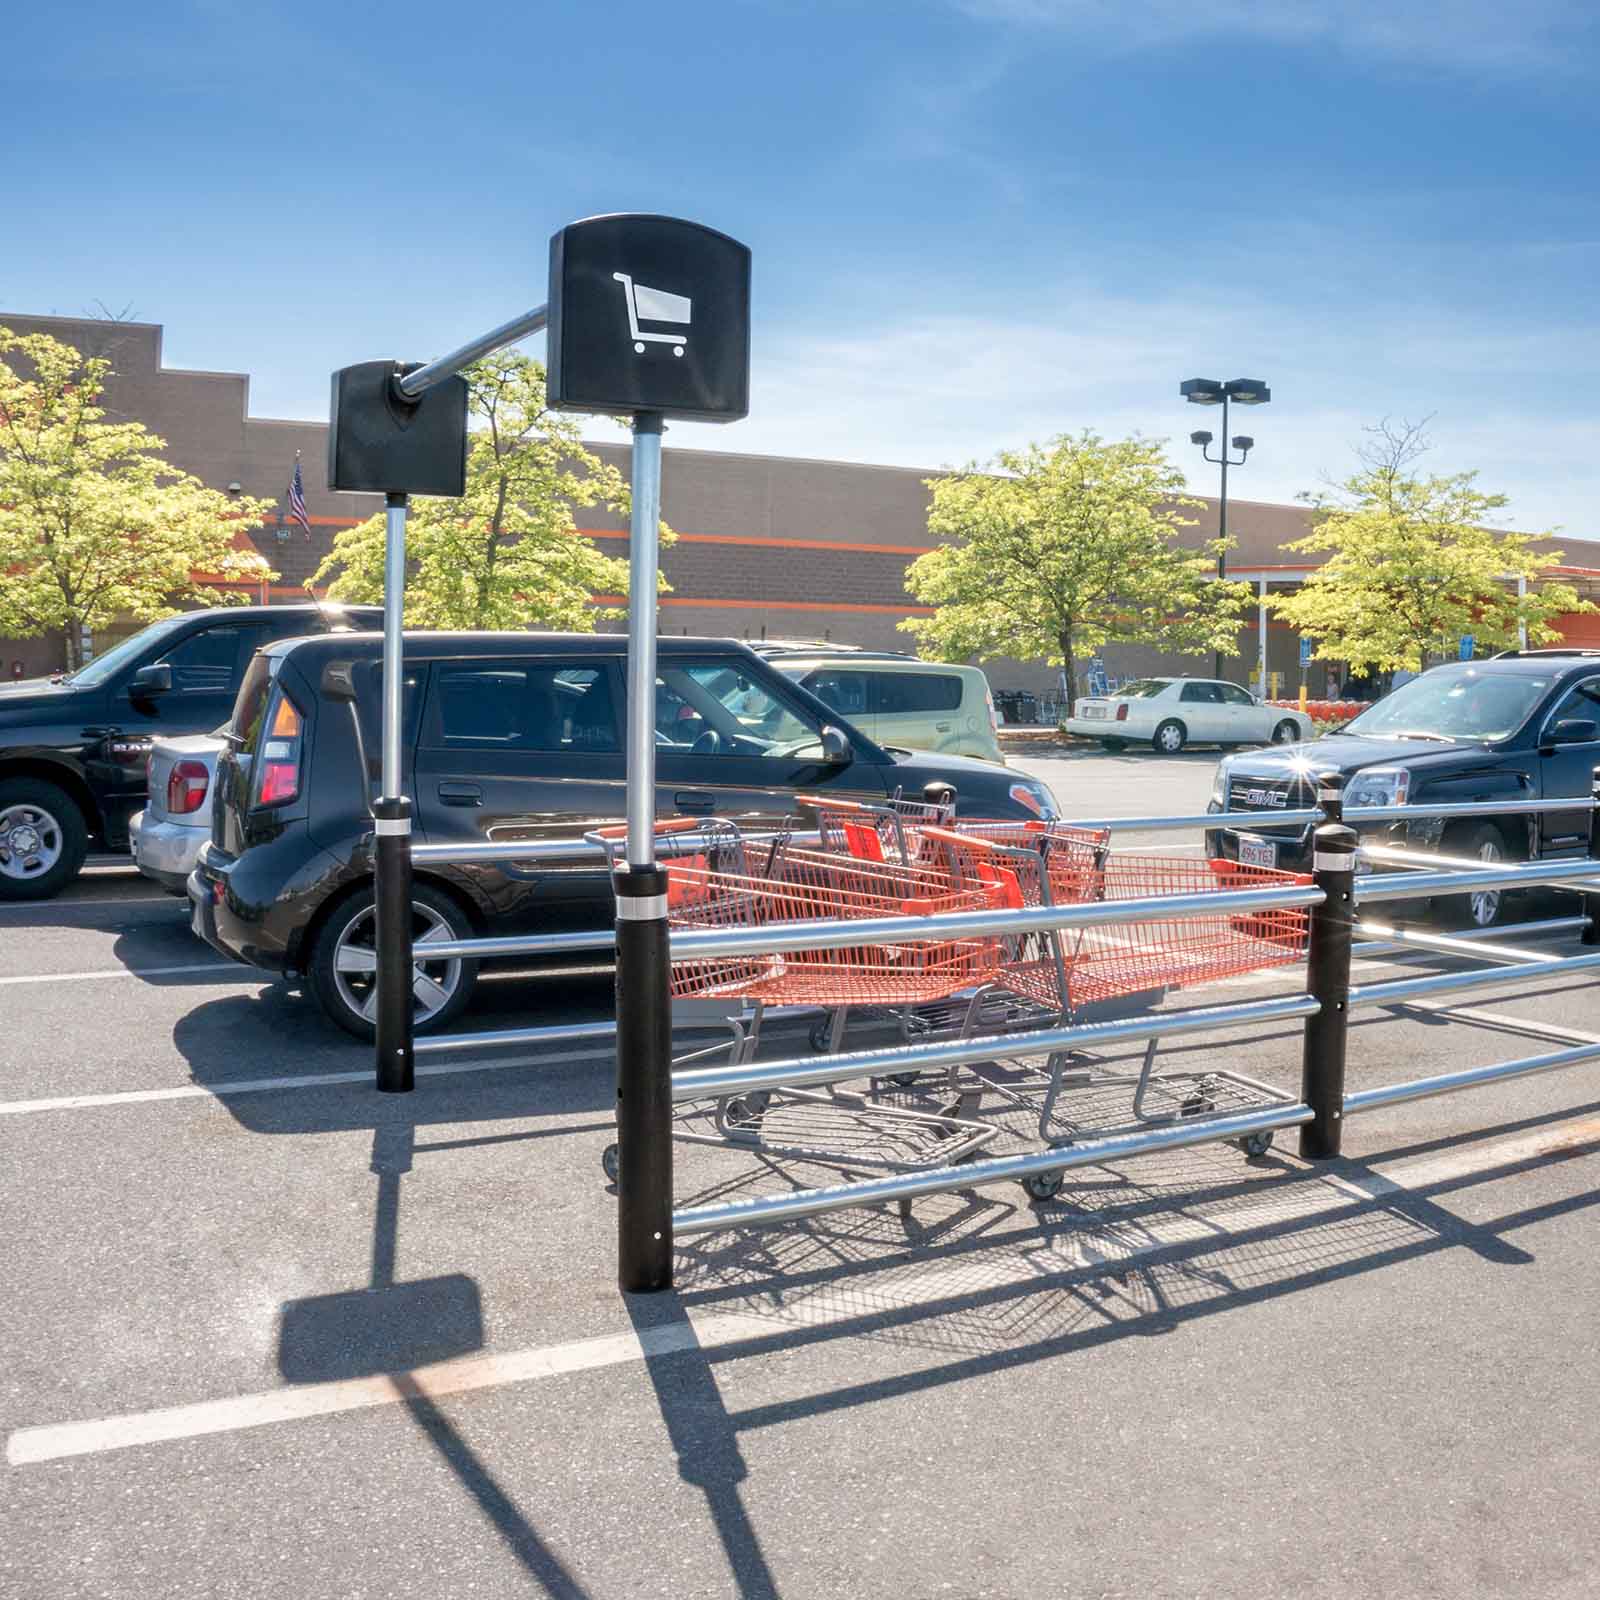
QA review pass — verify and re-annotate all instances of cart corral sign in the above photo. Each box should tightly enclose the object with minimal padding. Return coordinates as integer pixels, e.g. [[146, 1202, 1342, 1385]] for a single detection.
[[547, 214, 751, 422]]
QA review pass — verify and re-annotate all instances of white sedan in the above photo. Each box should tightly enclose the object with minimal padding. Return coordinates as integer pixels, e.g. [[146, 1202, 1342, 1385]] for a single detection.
[[1063, 677, 1314, 753]]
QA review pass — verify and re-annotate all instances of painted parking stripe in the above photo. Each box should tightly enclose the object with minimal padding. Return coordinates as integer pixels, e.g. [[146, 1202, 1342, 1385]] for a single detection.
[[10, 1116, 1599, 1467], [0, 962, 241, 987]]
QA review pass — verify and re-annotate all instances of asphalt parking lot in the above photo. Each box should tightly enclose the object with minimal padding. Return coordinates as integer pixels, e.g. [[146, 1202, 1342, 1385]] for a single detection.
[[6, 754, 1600, 1599]]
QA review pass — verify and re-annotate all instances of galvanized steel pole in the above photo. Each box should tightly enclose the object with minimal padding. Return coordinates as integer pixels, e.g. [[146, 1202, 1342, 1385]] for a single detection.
[[374, 492, 415, 1094], [615, 412, 673, 1293], [1299, 820, 1357, 1158], [1584, 764, 1600, 948]]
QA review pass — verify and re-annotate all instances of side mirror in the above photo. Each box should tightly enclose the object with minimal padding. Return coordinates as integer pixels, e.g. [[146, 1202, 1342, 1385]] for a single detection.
[[128, 663, 172, 700], [1548, 718, 1599, 746], [320, 660, 358, 703], [819, 725, 852, 765]]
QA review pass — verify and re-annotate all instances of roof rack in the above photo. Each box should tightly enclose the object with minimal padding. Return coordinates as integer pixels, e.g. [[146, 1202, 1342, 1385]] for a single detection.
[[1488, 648, 1600, 660]]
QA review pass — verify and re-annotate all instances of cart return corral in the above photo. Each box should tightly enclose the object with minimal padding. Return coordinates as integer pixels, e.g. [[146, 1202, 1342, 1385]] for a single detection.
[[388, 770, 1600, 1286]]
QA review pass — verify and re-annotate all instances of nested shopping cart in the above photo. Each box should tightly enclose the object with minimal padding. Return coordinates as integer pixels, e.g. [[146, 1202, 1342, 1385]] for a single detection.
[[919, 826, 1313, 1192], [589, 818, 1005, 1179]]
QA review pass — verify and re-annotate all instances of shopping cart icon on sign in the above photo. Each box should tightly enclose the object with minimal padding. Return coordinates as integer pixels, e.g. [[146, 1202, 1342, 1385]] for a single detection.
[[613, 272, 690, 357]]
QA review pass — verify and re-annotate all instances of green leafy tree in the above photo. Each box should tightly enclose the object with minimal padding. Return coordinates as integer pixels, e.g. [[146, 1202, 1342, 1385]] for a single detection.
[[0, 326, 277, 671], [1273, 421, 1590, 673], [314, 352, 666, 628], [901, 432, 1250, 712]]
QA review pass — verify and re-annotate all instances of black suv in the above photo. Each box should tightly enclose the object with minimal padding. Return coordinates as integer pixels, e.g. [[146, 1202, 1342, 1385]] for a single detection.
[[190, 631, 1060, 1036], [0, 603, 382, 899], [1208, 654, 1600, 926]]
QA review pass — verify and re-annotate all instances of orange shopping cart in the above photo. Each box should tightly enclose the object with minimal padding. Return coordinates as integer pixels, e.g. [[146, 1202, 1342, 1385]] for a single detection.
[[589, 818, 1004, 1178]]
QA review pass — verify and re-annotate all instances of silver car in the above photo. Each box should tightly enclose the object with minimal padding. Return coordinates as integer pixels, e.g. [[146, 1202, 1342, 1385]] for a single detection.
[[130, 734, 224, 894]]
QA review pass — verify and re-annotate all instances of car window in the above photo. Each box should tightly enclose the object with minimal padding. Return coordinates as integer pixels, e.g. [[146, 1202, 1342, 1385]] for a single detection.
[[230, 654, 278, 746], [1218, 684, 1254, 706], [873, 671, 963, 715], [1543, 677, 1600, 736], [426, 662, 618, 751], [1345, 667, 1552, 742], [656, 661, 823, 757], [1117, 679, 1171, 698], [801, 669, 869, 718], [1180, 682, 1223, 704], [160, 624, 268, 694]]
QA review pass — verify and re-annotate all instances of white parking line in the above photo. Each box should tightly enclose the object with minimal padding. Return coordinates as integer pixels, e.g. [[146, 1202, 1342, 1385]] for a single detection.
[[0, 962, 240, 988], [9, 1115, 1598, 1467]]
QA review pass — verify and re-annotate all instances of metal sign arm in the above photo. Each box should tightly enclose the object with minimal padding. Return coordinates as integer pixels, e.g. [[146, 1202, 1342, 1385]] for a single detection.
[[393, 305, 549, 400]]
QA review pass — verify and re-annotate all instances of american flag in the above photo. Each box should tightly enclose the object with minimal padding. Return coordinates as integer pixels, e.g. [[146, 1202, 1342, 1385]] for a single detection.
[[288, 454, 312, 539]]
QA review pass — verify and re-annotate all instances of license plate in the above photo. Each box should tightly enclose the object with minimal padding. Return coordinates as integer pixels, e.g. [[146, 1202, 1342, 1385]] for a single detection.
[[1081, 705, 1105, 719], [1238, 834, 1277, 869]]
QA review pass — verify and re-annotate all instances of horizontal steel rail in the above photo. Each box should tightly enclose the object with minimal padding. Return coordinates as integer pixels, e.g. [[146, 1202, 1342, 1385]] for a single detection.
[[673, 1100, 1315, 1235], [1095, 808, 1323, 833], [669, 883, 1322, 963], [672, 992, 1320, 1102], [418, 928, 616, 962], [1349, 948, 1600, 1009], [410, 827, 823, 869], [1352, 922, 1553, 966], [1349, 798, 1593, 822], [1355, 859, 1600, 904], [1351, 916, 1587, 958], [414, 1018, 617, 1056], [395, 304, 549, 399], [1344, 1038, 1600, 1116]]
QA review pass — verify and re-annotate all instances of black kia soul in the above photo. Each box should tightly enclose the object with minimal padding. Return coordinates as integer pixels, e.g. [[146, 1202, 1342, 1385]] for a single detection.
[[192, 631, 1058, 1038], [0, 603, 382, 900]]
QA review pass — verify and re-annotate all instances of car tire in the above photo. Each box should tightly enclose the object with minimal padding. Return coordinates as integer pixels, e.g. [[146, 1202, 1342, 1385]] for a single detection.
[[1437, 821, 1516, 930], [1270, 720, 1300, 745], [0, 776, 90, 901], [1099, 738, 1127, 752], [1152, 720, 1187, 754], [308, 882, 479, 1040]]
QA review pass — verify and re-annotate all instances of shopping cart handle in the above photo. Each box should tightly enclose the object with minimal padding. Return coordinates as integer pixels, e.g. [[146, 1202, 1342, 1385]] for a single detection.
[[794, 793, 873, 814], [589, 818, 705, 841]]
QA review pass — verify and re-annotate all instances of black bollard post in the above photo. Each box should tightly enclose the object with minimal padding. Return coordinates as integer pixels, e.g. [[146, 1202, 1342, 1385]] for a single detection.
[[1583, 765, 1600, 948], [373, 795, 415, 1094], [614, 862, 674, 1293], [1299, 821, 1357, 1158], [1317, 774, 1343, 826]]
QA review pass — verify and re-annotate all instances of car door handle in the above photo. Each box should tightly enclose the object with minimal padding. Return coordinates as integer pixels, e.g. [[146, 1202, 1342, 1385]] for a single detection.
[[437, 782, 482, 807], [675, 791, 716, 812]]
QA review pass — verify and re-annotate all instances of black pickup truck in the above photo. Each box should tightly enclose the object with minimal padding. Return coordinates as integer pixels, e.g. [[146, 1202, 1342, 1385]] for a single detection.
[[0, 603, 380, 899], [1207, 652, 1600, 928]]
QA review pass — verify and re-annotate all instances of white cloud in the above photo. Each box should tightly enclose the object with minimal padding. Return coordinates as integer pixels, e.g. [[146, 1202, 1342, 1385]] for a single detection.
[[951, 0, 1597, 73], [654, 289, 1600, 543]]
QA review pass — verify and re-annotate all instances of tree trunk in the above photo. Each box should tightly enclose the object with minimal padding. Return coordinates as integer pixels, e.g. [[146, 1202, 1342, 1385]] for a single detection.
[[63, 618, 83, 673], [1061, 632, 1075, 717]]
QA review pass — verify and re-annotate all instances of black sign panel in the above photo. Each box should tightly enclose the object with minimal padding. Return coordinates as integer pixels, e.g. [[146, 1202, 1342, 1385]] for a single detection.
[[327, 361, 469, 496], [547, 214, 750, 422]]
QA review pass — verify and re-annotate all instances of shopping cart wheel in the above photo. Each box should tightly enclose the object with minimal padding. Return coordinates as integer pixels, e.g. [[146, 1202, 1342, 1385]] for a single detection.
[[1179, 1092, 1216, 1119], [601, 1143, 620, 1184], [808, 1020, 833, 1052], [1021, 1171, 1064, 1201], [888, 1071, 921, 1088], [726, 1090, 772, 1124], [1238, 1131, 1275, 1158]]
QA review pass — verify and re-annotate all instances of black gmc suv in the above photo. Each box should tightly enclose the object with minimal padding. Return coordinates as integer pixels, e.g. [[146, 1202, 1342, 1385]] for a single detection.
[[1207, 654, 1600, 927], [190, 631, 1060, 1037], [0, 603, 382, 899]]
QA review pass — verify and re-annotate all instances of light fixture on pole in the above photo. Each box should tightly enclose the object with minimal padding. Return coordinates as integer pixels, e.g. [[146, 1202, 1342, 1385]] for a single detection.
[[1181, 377, 1270, 678]]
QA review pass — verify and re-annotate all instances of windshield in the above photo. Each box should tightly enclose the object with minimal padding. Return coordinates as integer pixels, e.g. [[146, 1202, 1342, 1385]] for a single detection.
[[1115, 679, 1171, 699], [1344, 667, 1552, 742], [64, 613, 194, 688]]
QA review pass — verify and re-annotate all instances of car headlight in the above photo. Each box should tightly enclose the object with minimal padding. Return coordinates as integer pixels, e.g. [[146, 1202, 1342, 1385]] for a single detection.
[[1009, 780, 1059, 819], [1210, 758, 1232, 808], [1344, 766, 1410, 811]]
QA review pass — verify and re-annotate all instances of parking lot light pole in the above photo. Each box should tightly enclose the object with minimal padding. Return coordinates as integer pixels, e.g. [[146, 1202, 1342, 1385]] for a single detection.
[[1181, 378, 1270, 680]]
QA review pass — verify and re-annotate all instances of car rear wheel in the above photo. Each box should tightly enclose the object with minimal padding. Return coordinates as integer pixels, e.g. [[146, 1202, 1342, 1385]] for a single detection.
[[1152, 720, 1187, 754], [0, 777, 89, 901], [308, 883, 479, 1039], [1271, 720, 1299, 744]]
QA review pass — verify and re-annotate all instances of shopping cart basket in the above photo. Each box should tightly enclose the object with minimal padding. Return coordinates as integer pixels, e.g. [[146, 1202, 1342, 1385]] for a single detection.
[[915, 829, 1313, 1186], [589, 819, 1003, 1178]]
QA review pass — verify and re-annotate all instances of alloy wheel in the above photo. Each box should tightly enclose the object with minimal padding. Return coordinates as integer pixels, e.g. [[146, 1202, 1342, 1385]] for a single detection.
[[1469, 837, 1504, 927], [330, 899, 465, 1027], [0, 803, 64, 884]]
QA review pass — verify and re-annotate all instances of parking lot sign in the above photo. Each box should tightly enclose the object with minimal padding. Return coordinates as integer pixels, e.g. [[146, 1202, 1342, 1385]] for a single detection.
[[1460, 635, 1475, 661], [1299, 637, 1312, 667]]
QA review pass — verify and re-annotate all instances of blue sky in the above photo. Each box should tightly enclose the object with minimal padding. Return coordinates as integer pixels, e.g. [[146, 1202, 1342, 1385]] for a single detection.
[[5, 1, 1599, 537]]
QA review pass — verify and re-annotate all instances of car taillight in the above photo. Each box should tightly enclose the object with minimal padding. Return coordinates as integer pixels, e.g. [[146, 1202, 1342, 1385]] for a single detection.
[[256, 694, 303, 807], [166, 760, 210, 815], [1115, 704, 1129, 722]]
